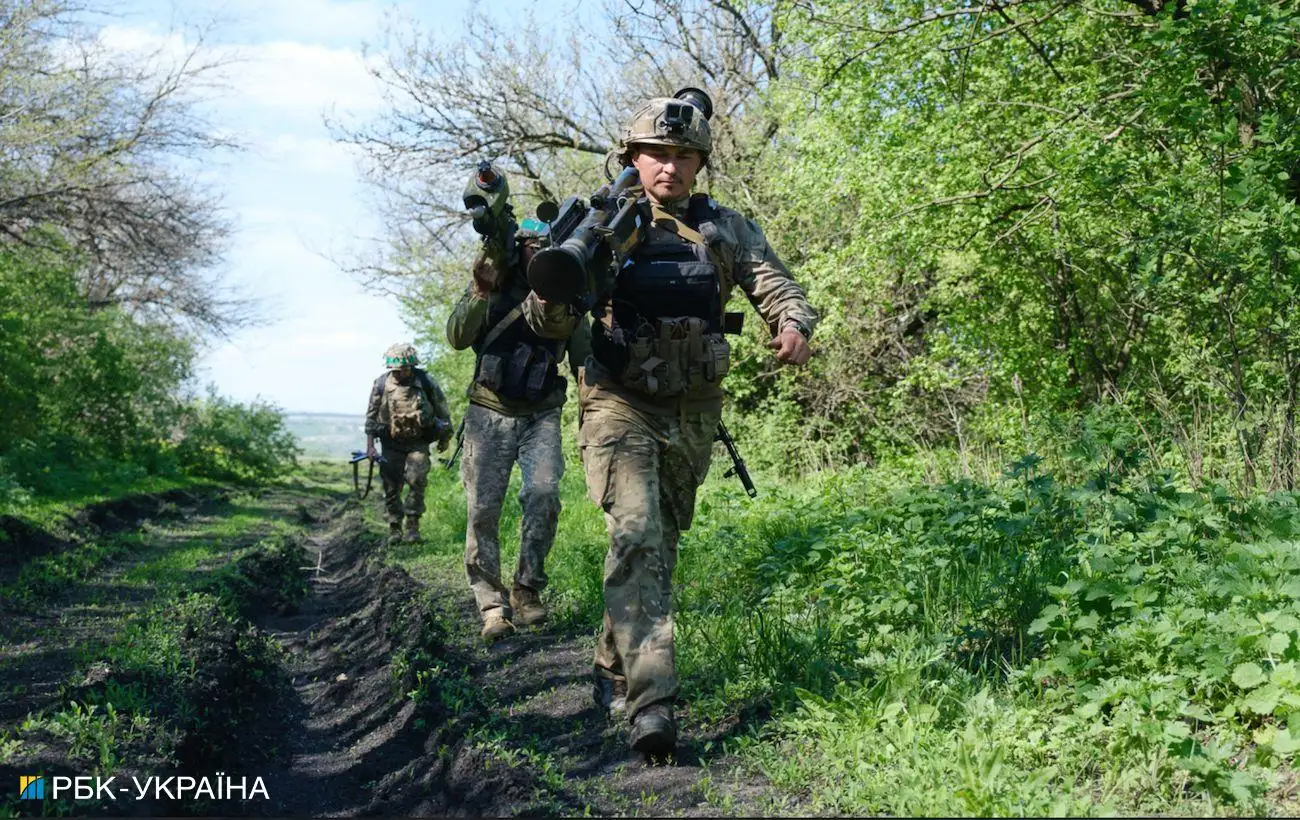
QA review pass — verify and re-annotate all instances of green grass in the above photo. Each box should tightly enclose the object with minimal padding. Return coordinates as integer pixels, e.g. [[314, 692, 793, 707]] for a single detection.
[[0, 470, 211, 522], [399, 443, 1300, 816]]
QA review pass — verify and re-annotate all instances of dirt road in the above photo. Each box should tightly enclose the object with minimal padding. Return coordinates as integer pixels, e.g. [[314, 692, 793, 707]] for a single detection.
[[1, 473, 791, 817]]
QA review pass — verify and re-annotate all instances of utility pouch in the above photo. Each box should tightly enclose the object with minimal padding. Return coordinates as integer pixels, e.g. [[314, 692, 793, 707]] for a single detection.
[[525, 348, 555, 400], [501, 343, 533, 398], [703, 334, 731, 383], [477, 354, 504, 391], [723, 312, 744, 335]]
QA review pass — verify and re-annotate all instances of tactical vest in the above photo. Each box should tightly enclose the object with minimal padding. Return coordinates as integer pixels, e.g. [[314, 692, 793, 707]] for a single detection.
[[473, 287, 564, 402], [592, 194, 731, 397], [379, 370, 439, 445]]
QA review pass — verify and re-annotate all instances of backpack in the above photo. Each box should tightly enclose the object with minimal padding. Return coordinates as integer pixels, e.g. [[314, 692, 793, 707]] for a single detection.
[[380, 371, 438, 445]]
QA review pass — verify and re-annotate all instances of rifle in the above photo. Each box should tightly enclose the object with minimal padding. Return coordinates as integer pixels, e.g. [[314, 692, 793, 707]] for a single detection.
[[525, 165, 643, 309], [443, 417, 467, 470], [715, 420, 757, 498], [348, 450, 385, 500]]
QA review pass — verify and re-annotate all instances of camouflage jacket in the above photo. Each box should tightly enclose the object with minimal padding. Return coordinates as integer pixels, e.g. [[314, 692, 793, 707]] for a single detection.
[[364, 368, 452, 451], [447, 273, 591, 417], [522, 194, 818, 415]]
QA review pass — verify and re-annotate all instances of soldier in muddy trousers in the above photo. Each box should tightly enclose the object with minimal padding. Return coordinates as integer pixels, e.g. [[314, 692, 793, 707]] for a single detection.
[[447, 223, 591, 641], [365, 344, 453, 545], [523, 86, 817, 755]]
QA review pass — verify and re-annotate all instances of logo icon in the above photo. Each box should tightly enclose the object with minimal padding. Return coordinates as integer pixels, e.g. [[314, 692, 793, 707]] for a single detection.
[[20, 776, 45, 800]]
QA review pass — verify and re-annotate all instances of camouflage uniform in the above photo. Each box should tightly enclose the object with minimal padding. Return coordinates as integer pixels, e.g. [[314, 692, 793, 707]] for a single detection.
[[447, 272, 591, 621], [523, 198, 818, 721], [364, 367, 452, 527]]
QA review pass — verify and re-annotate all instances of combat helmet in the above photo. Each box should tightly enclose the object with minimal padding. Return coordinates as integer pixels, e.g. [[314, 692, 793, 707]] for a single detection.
[[383, 343, 420, 370], [618, 87, 714, 161]]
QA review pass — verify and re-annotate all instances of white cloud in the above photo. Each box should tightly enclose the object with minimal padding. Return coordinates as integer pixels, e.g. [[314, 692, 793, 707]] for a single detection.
[[260, 132, 365, 174], [94, 24, 384, 122], [218, 40, 384, 116]]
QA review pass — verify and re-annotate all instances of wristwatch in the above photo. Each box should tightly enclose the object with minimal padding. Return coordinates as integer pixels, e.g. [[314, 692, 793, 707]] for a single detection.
[[784, 319, 812, 340]]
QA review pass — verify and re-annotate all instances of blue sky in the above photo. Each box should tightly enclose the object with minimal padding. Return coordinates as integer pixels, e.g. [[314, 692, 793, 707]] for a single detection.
[[100, 0, 577, 415]]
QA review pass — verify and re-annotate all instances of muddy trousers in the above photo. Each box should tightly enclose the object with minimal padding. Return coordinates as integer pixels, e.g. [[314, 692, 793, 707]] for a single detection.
[[461, 403, 564, 615], [579, 398, 719, 721], [379, 446, 431, 525]]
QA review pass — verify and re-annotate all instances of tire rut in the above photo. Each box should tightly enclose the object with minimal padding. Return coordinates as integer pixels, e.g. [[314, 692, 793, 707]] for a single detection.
[[264, 496, 791, 818]]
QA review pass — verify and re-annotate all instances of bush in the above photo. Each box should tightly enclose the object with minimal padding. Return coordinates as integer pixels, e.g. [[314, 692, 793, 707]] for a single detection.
[[173, 391, 301, 483]]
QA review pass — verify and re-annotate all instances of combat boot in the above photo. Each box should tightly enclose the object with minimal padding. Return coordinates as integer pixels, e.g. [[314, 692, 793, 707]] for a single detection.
[[591, 671, 628, 715], [509, 584, 547, 627], [629, 703, 677, 756], [480, 608, 515, 643], [387, 522, 403, 545], [403, 515, 422, 543]]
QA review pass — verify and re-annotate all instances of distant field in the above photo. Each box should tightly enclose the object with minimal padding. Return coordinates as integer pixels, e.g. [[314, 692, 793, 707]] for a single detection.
[[284, 412, 367, 460]]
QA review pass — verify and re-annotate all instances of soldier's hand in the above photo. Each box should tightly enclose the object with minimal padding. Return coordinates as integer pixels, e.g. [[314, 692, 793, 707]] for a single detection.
[[365, 442, 379, 461], [768, 328, 811, 366], [471, 253, 501, 297]]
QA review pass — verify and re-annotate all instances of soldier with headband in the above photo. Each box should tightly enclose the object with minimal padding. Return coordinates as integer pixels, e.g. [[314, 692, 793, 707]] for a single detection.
[[364, 343, 453, 545]]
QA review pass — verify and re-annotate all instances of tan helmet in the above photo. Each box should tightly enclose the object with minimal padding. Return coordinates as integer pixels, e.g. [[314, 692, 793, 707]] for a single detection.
[[619, 86, 714, 158], [383, 343, 419, 369]]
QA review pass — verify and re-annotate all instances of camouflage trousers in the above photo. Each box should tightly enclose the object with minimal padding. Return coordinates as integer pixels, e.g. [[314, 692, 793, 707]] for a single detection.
[[461, 403, 564, 615], [379, 445, 431, 525], [579, 390, 719, 721]]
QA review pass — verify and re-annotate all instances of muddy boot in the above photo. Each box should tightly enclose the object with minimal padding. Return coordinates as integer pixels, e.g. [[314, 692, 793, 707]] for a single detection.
[[509, 584, 548, 627], [592, 672, 628, 715], [480, 608, 515, 643], [629, 703, 677, 756], [387, 522, 403, 545], [403, 515, 422, 543]]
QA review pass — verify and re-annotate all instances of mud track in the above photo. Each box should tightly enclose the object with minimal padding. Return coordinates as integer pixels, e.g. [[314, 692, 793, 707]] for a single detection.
[[265, 499, 789, 817], [1, 478, 791, 816]]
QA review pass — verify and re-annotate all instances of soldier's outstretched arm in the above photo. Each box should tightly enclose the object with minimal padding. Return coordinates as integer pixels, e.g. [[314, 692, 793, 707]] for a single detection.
[[729, 214, 817, 365], [425, 375, 452, 424]]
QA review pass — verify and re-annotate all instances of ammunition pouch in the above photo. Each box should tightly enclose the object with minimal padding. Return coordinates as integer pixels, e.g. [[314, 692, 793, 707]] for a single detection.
[[475, 342, 561, 402], [596, 316, 730, 398]]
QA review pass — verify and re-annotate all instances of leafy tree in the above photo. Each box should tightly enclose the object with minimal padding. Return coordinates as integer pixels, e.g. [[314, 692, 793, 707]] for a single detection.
[[763, 0, 1300, 483]]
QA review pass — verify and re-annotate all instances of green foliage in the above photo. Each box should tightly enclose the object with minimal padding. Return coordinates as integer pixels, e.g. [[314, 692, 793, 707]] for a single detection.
[[657, 446, 1300, 813], [734, 0, 1300, 482], [192, 534, 309, 616], [0, 241, 192, 492], [173, 391, 302, 484]]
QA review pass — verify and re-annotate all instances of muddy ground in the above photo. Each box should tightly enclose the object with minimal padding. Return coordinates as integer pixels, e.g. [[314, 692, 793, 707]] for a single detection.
[[0, 477, 796, 817]]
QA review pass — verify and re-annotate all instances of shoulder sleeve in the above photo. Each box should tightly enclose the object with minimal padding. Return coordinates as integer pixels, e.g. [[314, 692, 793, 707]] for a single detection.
[[447, 286, 490, 350], [722, 209, 819, 339], [364, 375, 386, 436]]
